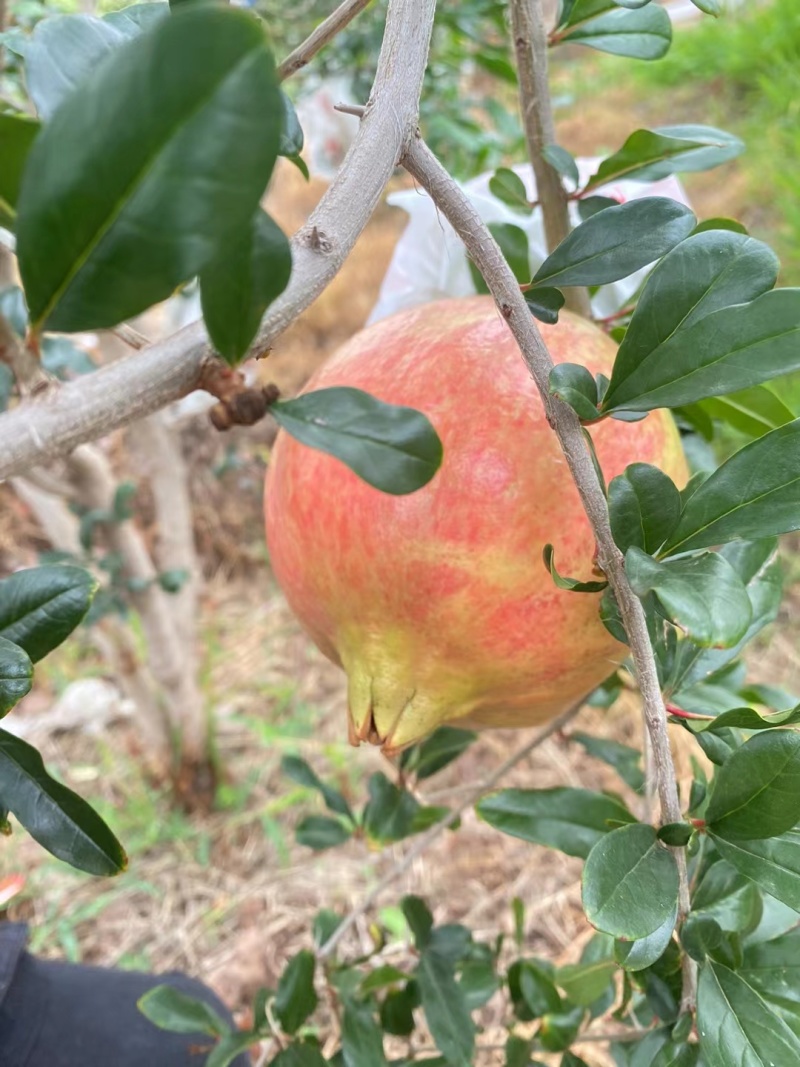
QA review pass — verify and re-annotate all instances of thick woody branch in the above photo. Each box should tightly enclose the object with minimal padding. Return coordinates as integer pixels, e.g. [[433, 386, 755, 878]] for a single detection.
[[401, 133, 695, 1006], [0, 0, 436, 482], [277, 0, 373, 82], [509, 0, 591, 318]]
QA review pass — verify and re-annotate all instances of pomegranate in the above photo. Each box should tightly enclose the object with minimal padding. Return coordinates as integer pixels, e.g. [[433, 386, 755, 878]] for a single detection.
[[265, 297, 687, 754]]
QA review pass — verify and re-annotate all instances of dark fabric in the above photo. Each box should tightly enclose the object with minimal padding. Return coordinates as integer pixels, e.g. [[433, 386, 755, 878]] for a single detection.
[[0, 924, 249, 1067]]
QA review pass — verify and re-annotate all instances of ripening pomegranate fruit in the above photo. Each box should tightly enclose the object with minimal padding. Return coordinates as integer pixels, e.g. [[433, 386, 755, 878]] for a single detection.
[[265, 297, 688, 754]]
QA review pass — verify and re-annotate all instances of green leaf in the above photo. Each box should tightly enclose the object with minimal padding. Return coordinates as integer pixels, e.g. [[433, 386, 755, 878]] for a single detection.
[[690, 0, 720, 13], [459, 959, 499, 1011], [555, 959, 616, 1006], [270, 1043, 327, 1067], [711, 829, 800, 911], [489, 222, 530, 283], [543, 544, 608, 593], [582, 824, 680, 939], [271, 387, 443, 496], [602, 287, 800, 413], [692, 861, 763, 935], [615, 904, 677, 971], [602, 231, 780, 413], [477, 787, 636, 859], [274, 950, 318, 1035], [542, 144, 579, 188], [681, 705, 800, 735], [281, 755, 354, 822], [706, 731, 800, 841], [650, 1041, 698, 1067], [584, 126, 743, 191], [279, 90, 304, 160], [0, 565, 97, 662], [608, 463, 681, 555], [363, 772, 420, 844], [0, 727, 126, 875], [561, 1055, 591, 1067], [24, 7, 169, 120], [399, 726, 477, 780], [200, 209, 291, 365], [693, 217, 747, 235], [137, 983, 228, 1036], [571, 731, 645, 793], [557, 4, 672, 61], [489, 168, 532, 214], [625, 549, 752, 649], [538, 1005, 585, 1052], [0, 636, 33, 717], [17, 6, 282, 332], [342, 1000, 387, 1067], [697, 960, 800, 1065], [663, 420, 800, 554], [401, 895, 434, 949], [295, 815, 352, 851], [416, 949, 475, 1067], [741, 928, 800, 1031], [359, 965, 408, 995], [658, 823, 693, 847], [699, 385, 795, 440], [530, 198, 695, 290], [548, 363, 600, 421], [577, 195, 619, 221], [0, 113, 40, 227], [380, 986, 417, 1036], [205, 1030, 261, 1067], [525, 287, 565, 325], [504, 1035, 537, 1067], [681, 914, 725, 963], [508, 959, 562, 1021]]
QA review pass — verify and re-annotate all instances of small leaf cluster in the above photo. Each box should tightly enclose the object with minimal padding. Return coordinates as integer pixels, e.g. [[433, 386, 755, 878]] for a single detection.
[[0, 564, 126, 875]]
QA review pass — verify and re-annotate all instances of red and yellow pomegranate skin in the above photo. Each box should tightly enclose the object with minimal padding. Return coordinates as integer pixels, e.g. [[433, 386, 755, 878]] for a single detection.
[[265, 297, 687, 754]]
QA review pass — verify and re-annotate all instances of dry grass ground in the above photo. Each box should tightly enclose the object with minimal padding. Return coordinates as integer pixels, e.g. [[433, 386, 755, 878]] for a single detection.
[[1, 40, 798, 1065]]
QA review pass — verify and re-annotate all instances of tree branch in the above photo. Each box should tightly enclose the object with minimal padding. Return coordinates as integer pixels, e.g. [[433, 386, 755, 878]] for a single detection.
[[277, 0, 373, 82], [508, 0, 591, 318], [0, 0, 436, 482], [401, 132, 695, 1008], [318, 702, 581, 961]]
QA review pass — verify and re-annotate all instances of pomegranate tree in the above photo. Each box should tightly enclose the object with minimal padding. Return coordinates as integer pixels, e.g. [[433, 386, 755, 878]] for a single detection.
[[265, 296, 688, 753]]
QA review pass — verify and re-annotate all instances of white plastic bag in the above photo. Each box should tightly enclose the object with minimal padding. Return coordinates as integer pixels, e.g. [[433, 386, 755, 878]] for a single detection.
[[368, 159, 692, 324]]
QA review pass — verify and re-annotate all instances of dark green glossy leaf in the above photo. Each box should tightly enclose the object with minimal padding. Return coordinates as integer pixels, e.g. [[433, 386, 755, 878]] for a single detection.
[[650, 1041, 698, 1067], [542, 144, 579, 188], [658, 823, 693, 847], [584, 125, 743, 191], [0, 113, 40, 228], [489, 222, 530, 283], [582, 824, 680, 939], [697, 960, 800, 1065], [0, 727, 126, 875], [504, 1035, 537, 1067], [543, 544, 608, 593], [615, 904, 677, 971], [24, 7, 169, 119], [0, 565, 96, 662], [602, 231, 780, 413], [200, 210, 291, 365], [459, 959, 499, 1011], [690, 0, 720, 13], [555, 958, 616, 1006], [271, 1044, 327, 1067], [399, 726, 476, 780], [363, 772, 420, 844], [557, 4, 672, 60], [680, 705, 800, 735], [401, 895, 434, 949], [312, 909, 342, 949], [272, 387, 443, 496], [205, 1030, 260, 1067], [531, 198, 695, 290], [548, 363, 599, 420], [342, 1000, 387, 1067], [295, 815, 352, 851], [693, 861, 766, 937], [608, 463, 681, 555], [562, 1055, 591, 1067], [489, 168, 532, 214], [538, 1005, 585, 1052], [693, 217, 747, 235], [508, 959, 562, 1021], [0, 636, 33, 717], [571, 731, 645, 793], [699, 385, 794, 440], [359, 965, 408, 995], [712, 829, 800, 911], [663, 420, 800, 554], [741, 928, 800, 1033], [477, 787, 635, 859], [706, 731, 800, 841], [281, 755, 354, 822], [577, 195, 619, 221], [681, 914, 724, 962], [416, 949, 474, 1067], [427, 923, 472, 964], [274, 950, 318, 1035], [380, 985, 417, 1036], [626, 548, 752, 649], [525, 287, 565, 325], [137, 983, 228, 1036], [17, 6, 281, 332], [279, 90, 304, 159]]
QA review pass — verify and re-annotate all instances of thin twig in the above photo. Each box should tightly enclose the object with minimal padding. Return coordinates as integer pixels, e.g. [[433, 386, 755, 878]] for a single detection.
[[401, 132, 696, 1011], [317, 702, 581, 961], [277, 0, 373, 81], [113, 322, 150, 350], [508, 0, 591, 318]]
